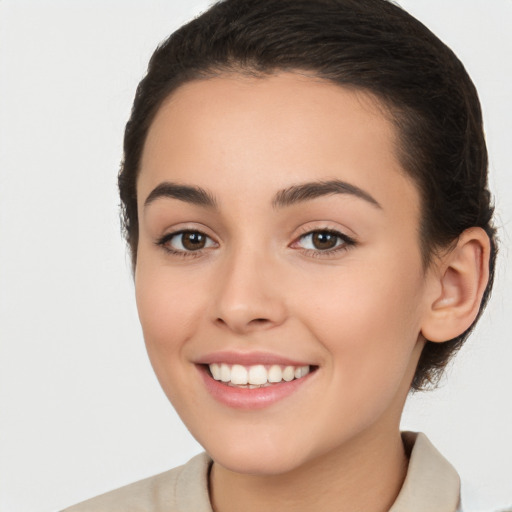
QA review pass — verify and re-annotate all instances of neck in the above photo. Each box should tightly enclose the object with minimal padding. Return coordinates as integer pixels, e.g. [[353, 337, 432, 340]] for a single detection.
[[209, 426, 408, 512]]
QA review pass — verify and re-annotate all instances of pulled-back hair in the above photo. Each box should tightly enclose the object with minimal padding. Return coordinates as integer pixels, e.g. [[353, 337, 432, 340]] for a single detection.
[[119, 0, 497, 391]]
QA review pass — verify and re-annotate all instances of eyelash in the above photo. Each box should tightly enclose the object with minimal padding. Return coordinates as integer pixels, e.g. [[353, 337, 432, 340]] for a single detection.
[[293, 228, 356, 257], [156, 230, 216, 258], [155, 228, 356, 258]]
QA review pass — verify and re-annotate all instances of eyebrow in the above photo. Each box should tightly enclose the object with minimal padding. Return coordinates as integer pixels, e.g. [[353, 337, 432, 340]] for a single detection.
[[272, 180, 381, 209], [144, 182, 218, 209], [143, 178, 381, 211]]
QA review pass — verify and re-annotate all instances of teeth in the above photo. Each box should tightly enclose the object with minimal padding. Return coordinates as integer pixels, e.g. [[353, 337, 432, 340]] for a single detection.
[[248, 365, 267, 385], [282, 366, 295, 382], [220, 363, 230, 382], [210, 363, 221, 380], [231, 364, 248, 385], [208, 363, 311, 386], [268, 365, 282, 383]]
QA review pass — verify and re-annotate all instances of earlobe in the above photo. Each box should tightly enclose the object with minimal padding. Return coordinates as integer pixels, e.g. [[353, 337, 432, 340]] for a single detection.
[[421, 227, 490, 343]]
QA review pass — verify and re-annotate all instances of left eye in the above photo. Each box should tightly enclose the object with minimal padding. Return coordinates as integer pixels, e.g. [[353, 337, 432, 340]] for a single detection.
[[296, 230, 350, 251]]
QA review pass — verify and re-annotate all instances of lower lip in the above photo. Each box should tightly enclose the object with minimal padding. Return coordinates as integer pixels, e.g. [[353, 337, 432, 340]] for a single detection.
[[197, 365, 315, 410]]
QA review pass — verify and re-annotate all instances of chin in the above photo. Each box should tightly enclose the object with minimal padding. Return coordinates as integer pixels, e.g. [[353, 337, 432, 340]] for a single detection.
[[210, 443, 309, 476]]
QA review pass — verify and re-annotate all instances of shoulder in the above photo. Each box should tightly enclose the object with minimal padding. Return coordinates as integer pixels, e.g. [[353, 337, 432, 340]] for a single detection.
[[61, 452, 212, 512]]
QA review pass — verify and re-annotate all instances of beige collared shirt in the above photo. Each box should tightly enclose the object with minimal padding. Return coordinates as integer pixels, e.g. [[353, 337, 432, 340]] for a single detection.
[[62, 432, 461, 512]]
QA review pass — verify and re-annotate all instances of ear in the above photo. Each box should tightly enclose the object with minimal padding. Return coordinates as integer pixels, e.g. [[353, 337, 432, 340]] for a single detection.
[[421, 227, 491, 343]]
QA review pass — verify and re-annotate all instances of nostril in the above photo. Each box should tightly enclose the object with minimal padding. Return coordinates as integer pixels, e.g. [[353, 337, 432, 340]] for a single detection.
[[215, 317, 269, 325], [247, 318, 273, 328]]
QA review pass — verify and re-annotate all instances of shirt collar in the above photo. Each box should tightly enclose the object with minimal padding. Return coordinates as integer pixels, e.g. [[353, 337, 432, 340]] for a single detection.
[[390, 431, 461, 512]]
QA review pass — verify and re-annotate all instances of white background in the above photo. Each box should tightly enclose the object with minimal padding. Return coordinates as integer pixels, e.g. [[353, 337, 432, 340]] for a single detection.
[[0, 1, 511, 511]]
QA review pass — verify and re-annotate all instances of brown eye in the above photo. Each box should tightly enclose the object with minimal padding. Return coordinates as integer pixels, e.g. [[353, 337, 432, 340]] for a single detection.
[[294, 229, 355, 254], [181, 231, 207, 251], [311, 231, 339, 250], [159, 230, 216, 254]]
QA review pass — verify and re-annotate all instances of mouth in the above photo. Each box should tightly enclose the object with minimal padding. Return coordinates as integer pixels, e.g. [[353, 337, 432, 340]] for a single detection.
[[196, 356, 318, 409], [206, 363, 314, 388]]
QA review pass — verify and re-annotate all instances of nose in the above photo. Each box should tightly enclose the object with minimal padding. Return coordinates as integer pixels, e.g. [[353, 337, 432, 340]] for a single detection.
[[212, 246, 287, 335]]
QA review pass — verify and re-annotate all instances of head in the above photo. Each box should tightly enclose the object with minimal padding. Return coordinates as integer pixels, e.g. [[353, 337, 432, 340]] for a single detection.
[[120, 0, 496, 392], [119, 0, 496, 475]]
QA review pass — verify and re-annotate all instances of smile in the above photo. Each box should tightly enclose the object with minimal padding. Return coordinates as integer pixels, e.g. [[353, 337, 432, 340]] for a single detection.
[[209, 363, 311, 388], [197, 357, 317, 409]]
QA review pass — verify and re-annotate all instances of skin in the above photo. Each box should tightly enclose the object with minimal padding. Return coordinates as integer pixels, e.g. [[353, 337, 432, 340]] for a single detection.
[[134, 73, 483, 512]]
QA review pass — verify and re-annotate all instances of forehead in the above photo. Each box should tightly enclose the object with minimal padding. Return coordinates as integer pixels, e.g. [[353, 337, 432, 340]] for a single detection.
[[139, 72, 419, 218]]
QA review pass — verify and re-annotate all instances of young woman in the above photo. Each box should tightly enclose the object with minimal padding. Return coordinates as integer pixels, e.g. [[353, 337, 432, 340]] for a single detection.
[[64, 0, 497, 510]]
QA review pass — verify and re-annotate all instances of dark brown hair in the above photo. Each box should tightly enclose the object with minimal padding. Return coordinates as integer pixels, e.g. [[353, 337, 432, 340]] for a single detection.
[[119, 0, 497, 391]]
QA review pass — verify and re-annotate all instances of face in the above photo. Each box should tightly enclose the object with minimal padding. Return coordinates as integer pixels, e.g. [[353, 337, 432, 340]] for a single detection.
[[135, 73, 434, 475]]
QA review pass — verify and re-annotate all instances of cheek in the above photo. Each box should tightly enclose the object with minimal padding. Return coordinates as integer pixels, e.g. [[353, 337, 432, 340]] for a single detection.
[[293, 274, 425, 448], [295, 260, 425, 395], [134, 262, 205, 385]]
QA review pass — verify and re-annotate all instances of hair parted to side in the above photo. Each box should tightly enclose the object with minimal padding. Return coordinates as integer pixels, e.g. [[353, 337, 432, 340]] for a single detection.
[[119, 0, 497, 391]]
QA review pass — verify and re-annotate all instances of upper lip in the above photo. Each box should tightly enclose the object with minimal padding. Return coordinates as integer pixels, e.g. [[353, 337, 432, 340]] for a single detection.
[[194, 351, 313, 367]]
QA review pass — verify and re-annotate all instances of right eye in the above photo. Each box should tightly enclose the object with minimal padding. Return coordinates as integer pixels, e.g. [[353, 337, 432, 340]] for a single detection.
[[157, 230, 217, 255]]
